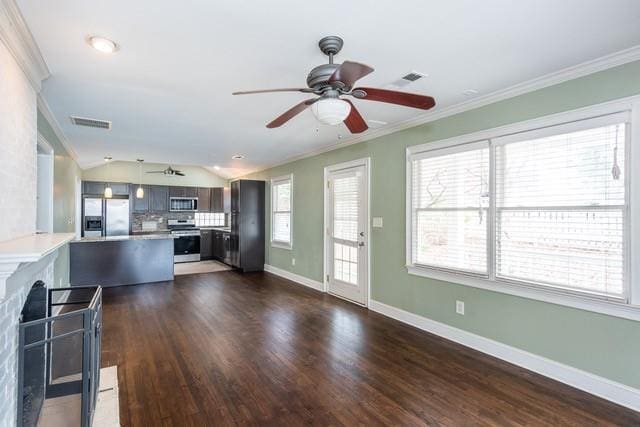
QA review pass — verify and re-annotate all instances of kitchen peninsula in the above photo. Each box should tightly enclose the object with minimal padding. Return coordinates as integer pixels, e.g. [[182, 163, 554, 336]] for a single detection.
[[70, 234, 175, 287]]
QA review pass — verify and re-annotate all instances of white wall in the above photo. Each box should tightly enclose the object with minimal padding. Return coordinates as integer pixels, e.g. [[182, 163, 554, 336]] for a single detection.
[[0, 38, 37, 241], [0, 36, 39, 426]]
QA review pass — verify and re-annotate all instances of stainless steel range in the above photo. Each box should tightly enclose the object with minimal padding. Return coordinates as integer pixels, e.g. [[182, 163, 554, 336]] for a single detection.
[[168, 219, 200, 263]]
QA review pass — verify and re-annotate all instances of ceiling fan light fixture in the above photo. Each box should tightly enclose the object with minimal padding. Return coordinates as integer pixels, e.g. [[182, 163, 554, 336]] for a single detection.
[[311, 98, 351, 126]]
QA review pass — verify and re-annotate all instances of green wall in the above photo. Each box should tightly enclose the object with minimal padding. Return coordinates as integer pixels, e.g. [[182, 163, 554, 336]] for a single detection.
[[243, 60, 640, 389], [82, 161, 227, 188], [37, 110, 81, 288]]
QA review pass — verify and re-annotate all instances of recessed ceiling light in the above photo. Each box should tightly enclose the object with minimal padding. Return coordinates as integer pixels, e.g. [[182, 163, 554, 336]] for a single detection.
[[88, 36, 118, 54], [232, 155, 244, 160], [213, 165, 220, 170]]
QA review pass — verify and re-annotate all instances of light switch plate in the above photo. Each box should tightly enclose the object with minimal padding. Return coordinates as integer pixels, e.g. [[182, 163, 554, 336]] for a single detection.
[[372, 217, 383, 228]]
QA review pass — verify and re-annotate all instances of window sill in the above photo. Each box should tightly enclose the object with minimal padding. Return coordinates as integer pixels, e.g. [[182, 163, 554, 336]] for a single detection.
[[406, 265, 640, 322], [271, 241, 292, 250]]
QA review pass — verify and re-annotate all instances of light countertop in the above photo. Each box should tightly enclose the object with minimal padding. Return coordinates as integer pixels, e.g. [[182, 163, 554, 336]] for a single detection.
[[73, 234, 177, 243]]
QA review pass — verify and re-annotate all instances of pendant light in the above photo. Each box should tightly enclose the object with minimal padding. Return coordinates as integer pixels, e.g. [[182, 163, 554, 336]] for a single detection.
[[136, 159, 144, 198], [104, 156, 113, 198]]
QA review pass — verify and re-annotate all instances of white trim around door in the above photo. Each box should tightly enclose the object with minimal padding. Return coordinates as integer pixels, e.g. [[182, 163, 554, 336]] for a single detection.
[[323, 158, 371, 306]]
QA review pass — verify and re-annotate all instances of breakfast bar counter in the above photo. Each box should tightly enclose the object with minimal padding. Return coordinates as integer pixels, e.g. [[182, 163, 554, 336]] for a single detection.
[[70, 234, 175, 287]]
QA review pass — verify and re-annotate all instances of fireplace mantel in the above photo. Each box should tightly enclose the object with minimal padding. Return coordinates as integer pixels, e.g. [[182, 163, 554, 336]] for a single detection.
[[0, 233, 75, 301]]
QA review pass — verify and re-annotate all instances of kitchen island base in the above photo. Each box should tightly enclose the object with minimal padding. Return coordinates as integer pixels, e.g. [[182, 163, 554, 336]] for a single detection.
[[70, 236, 174, 287]]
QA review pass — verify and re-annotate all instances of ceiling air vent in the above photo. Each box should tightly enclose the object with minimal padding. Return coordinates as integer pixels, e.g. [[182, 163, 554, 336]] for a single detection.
[[401, 72, 425, 82], [385, 71, 428, 89], [70, 116, 112, 130]]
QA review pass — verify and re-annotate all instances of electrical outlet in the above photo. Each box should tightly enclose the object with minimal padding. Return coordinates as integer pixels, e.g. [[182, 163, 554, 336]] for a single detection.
[[292, 258, 296, 266], [456, 300, 465, 315]]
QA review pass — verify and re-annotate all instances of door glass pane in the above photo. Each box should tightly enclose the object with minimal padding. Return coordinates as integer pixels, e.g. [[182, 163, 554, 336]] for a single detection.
[[334, 243, 357, 285], [333, 175, 359, 242], [331, 172, 360, 286]]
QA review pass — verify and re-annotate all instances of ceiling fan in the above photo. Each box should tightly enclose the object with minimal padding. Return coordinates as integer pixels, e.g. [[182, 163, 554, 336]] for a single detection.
[[233, 36, 436, 134], [146, 166, 185, 176]]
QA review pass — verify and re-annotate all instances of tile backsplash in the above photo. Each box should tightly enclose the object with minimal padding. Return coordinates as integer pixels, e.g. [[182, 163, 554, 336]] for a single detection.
[[132, 212, 193, 231]]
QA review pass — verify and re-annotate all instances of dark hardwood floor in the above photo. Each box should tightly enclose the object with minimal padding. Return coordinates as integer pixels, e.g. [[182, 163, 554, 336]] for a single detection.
[[101, 271, 640, 426]]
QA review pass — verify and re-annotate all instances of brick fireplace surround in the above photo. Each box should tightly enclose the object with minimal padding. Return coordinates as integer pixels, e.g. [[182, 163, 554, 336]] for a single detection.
[[0, 2, 70, 425]]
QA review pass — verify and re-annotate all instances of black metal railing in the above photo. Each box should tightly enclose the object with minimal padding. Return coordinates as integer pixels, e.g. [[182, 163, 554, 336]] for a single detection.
[[17, 286, 102, 427]]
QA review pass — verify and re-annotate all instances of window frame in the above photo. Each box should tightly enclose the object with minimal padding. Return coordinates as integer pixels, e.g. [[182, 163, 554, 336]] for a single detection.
[[406, 97, 640, 321], [270, 174, 293, 250]]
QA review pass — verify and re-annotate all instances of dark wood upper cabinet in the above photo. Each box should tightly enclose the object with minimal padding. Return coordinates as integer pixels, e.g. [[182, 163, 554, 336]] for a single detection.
[[223, 187, 231, 213], [150, 185, 169, 212], [197, 188, 211, 212], [168, 186, 185, 197], [132, 185, 150, 212], [169, 186, 198, 198], [83, 181, 105, 195], [211, 188, 223, 212], [83, 181, 129, 196], [109, 182, 130, 196]]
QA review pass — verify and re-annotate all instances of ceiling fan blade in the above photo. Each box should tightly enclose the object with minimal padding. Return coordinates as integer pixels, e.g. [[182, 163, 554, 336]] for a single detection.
[[343, 100, 368, 134], [266, 98, 318, 128], [232, 88, 314, 95], [352, 87, 435, 110], [174, 172, 185, 176], [328, 61, 374, 88], [146, 171, 165, 174]]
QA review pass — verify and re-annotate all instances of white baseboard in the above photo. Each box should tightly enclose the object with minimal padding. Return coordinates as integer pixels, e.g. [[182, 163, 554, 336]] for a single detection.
[[264, 264, 324, 292], [369, 300, 640, 412]]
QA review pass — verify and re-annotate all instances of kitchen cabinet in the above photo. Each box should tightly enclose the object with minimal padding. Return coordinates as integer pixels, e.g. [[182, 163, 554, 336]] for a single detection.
[[169, 186, 185, 197], [83, 181, 129, 196], [212, 230, 223, 260], [211, 188, 223, 212], [223, 187, 231, 212], [169, 186, 198, 198], [108, 182, 130, 196], [200, 229, 213, 260], [197, 188, 211, 212], [83, 181, 105, 195], [149, 185, 169, 212], [229, 180, 265, 272], [210, 187, 230, 213], [185, 186, 198, 197], [132, 185, 150, 212]]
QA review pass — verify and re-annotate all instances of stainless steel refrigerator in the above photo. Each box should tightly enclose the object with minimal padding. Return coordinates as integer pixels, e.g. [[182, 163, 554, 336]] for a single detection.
[[82, 197, 130, 237]]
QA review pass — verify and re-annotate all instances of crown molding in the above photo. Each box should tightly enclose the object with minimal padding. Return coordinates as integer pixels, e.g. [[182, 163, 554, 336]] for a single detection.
[[37, 94, 81, 164], [0, 0, 49, 91], [235, 44, 640, 178]]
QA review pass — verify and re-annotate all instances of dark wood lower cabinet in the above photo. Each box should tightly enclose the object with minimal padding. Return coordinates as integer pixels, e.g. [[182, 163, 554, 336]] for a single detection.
[[200, 229, 213, 260]]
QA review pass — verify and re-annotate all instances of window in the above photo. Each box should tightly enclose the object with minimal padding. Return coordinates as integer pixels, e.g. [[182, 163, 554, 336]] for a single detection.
[[495, 122, 626, 299], [271, 175, 292, 248], [411, 142, 489, 275], [408, 109, 635, 313]]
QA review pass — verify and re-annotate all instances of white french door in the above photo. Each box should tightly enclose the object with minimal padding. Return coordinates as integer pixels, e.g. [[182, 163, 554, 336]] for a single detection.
[[325, 159, 369, 305]]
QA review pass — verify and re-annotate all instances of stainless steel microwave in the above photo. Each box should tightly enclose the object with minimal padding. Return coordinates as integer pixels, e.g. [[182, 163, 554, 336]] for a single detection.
[[169, 197, 198, 212]]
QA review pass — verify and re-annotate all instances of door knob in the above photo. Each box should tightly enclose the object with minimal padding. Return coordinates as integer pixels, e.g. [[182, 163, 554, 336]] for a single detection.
[[358, 242, 365, 247]]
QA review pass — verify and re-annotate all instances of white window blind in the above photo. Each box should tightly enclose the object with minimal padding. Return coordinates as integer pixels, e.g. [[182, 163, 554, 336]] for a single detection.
[[408, 112, 630, 303], [271, 176, 292, 246], [332, 172, 360, 285], [411, 142, 489, 275], [495, 123, 626, 299]]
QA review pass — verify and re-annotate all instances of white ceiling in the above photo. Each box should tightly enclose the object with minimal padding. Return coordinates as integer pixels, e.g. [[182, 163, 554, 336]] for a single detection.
[[17, 0, 640, 177]]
